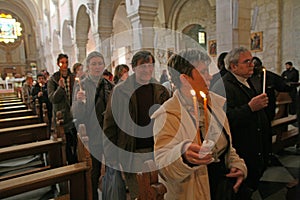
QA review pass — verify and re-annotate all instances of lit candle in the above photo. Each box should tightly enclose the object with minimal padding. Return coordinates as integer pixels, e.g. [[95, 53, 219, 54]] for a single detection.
[[75, 77, 82, 91], [190, 90, 198, 121], [262, 67, 266, 93], [39, 83, 43, 91], [59, 63, 63, 79], [199, 91, 208, 135], [190, 89, 200, 144], [75, 77, 85, 103]]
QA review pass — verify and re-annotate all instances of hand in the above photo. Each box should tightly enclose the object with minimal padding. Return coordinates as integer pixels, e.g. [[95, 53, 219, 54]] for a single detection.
[[58, 78, 65, 88], [248, 93, 268, 112], [182, 142, 214, 165], [76, 90, 86, 102], [38, 91, 43, 97], [226, 167, 244, 193]]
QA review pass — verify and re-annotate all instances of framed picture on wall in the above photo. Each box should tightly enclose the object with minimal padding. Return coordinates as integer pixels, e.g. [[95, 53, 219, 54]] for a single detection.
[[208, 40, 217, 56], [250, 32, 263, 52]]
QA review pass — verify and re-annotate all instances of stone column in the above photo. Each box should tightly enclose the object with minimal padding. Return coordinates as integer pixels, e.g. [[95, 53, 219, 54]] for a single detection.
[[76, 36, 88, 63], [126, 0, 159, 54], [216, 0, 251, 53]]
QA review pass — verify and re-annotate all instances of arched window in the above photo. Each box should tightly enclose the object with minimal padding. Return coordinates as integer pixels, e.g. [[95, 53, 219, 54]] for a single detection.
[[182, 24, 206, 50], [0, 13, 22, 43]]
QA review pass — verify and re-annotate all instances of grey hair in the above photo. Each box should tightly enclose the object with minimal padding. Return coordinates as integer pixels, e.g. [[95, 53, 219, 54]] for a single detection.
[[225, 47, 249, 70], [86, 51, 105, 66]]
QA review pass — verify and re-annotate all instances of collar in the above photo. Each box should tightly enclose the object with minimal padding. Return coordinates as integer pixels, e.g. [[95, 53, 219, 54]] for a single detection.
[[231, 72, 250, 88]]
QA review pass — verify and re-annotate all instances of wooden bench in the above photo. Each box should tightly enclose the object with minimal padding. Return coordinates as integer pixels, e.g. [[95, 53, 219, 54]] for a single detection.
[[136, 160, 167, 200], [0, 124, 92, 200], [0, 98, 22, 103], [0, 138, 65, 181], [0, 101, 24, 107], [0, 123, 49, 148], [0, 104, 27, 112], [0, 162, 90, 199], [271, 92, 299, 153], [0, 115, 40, 128], [0, 109, 34, 119]]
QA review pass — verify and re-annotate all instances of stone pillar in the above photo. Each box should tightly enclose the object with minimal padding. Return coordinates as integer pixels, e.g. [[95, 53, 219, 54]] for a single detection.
[[216, 0, 251, 53], [98, 28, 113, 66], [126, 0, 159, 54], [76, 36, 88, 63]]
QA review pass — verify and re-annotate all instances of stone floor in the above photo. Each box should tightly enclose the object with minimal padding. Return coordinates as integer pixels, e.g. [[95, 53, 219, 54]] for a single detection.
[[2, 146, 300, 200]]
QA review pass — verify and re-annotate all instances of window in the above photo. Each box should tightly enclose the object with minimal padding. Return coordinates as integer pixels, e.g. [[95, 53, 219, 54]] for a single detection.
[[0, 13, 22, 43]]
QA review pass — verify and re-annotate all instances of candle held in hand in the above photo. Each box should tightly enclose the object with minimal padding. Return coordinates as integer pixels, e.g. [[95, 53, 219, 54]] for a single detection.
[[199, 91, 208, 135], [262, 67, 266, 93]]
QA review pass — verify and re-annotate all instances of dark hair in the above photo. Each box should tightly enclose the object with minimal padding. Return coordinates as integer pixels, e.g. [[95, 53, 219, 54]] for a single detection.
[[37, 73, 45, 79], [217, 52, 228, 70], [167, 49, 211, 88], [72, 62, 83, 74], [113, 64, 129, 84], [252, 56, 262, 68], [103, 69, 113, 76], [285, 61, 293, 66], [57, 53, 68, 65], [131, 51, 155, 68]]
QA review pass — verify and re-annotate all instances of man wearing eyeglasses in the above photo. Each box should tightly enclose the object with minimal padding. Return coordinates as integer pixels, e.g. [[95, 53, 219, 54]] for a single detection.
[[211, 47, 270, 199]]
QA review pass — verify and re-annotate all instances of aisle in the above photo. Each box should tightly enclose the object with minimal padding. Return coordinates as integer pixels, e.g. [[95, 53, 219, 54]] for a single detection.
[[253, 146, 300, 200]]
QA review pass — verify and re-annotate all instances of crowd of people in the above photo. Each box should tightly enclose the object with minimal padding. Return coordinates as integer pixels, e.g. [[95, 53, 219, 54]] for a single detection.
[[19, 47, 299, 200]]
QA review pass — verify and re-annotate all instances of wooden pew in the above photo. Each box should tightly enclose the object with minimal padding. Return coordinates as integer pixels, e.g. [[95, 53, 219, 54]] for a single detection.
[[136, 160, 167, 200], [0, 138, 65, 181], [271, 92, 299, 153], [0, 98, 22, 103], [0, 123, 49, 148], [0, 101, 24, 107], [0, 124, 92, 200], [0, 109, 34, 119], [0, 162, 90, 199], [0, 104, 27, 112], [0, 115, 40, 128]]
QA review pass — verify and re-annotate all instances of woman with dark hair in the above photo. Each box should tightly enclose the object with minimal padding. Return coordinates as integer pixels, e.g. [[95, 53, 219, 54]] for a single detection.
[[113, 64, 129, 84]]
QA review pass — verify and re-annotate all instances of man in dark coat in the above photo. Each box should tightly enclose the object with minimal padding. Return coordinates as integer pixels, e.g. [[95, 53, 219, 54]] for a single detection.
[[103, 51, 170, 199], [211, 47, 270, 199], [281, 61, 299, 115]]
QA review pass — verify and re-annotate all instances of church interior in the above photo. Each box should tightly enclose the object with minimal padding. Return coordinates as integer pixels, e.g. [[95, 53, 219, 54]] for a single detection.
[[0, 0, 299, 199]]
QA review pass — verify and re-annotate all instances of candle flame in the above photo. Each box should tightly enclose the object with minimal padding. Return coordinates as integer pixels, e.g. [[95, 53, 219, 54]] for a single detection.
[[75, 77, 80, 81], [199, 91, 206, 99], [262, 68, 266, 72], [39, 83, 42, 87], [59, 63, 62, 67], [190, 90, 196, 96]]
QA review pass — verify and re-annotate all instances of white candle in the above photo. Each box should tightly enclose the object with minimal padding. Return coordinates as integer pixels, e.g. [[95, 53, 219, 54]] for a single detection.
[[190, 90, 198, 121], [200, 91, 208, 135], [5, 77, 9, 89], [190, 89, 200, 144], [262, 68, 266, 93], [75, 77, 82, 91]]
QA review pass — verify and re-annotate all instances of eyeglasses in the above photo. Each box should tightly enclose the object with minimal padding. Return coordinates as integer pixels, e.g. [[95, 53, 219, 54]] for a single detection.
[[238, 59, 253, 66]]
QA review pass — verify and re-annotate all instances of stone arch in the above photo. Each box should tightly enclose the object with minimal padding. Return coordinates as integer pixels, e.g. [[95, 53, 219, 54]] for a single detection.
[[75, 5, 90, 63], [0, 0, 40, 75]]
